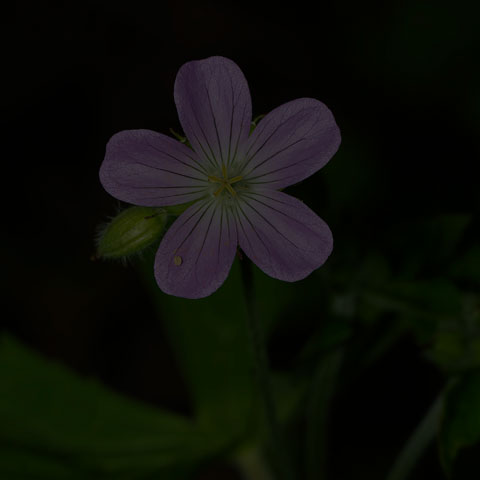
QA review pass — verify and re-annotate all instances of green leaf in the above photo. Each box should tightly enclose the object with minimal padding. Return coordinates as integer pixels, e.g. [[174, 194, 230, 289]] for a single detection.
[[139, 257, 256, 441], [439, 372, 480, 476], [0, 334, 220, 479]]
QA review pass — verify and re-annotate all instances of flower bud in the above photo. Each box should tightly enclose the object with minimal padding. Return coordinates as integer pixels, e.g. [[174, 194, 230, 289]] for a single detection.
[[96, 207, 167, 259]]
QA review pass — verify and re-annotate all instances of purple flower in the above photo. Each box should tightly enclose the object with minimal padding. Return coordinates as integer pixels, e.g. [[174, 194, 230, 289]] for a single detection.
[[100, 56, 340, 299]]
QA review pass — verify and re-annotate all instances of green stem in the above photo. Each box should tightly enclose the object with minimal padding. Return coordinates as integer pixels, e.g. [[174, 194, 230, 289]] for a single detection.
[[233, 445, 274, 480], [386, 388, 447, 480], [305, 348, 344, 480], [240, 258, 294, 480]]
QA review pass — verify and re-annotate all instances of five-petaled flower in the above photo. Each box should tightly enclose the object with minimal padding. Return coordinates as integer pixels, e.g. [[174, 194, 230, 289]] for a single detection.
[[100, 56, 341, 298]]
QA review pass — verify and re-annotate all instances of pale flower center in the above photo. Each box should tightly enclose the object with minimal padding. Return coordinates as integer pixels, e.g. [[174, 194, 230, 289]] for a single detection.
[[207, 164, 243, 197]]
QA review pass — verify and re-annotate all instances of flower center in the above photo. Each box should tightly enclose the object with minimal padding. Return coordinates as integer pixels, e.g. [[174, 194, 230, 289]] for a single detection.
[[207, 164, 243, 197]]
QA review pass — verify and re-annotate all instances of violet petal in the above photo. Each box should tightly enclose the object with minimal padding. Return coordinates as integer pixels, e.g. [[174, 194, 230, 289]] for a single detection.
[[240, 98, 340, 189], [174, 56, 252, 171], [154, 199, 238, 299], [235, 189, 333, 281], [100, 130, 209, 206]]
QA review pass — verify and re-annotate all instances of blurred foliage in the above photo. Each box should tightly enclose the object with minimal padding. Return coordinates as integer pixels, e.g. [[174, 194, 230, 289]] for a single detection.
[[440, 373, 480, 477], [3, 0, 479, 476], [0, 256, 264, 479], [138, 255, 256, 441], [0, 335, 218, 479], [2, 202, 480, 479]]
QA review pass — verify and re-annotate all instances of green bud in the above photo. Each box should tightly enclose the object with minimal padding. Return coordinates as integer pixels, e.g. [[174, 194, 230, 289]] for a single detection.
[[96, 207, 167, 260]]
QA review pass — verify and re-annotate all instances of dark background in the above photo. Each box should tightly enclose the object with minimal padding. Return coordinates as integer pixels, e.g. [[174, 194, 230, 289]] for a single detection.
[[3, 1, 480, 479]]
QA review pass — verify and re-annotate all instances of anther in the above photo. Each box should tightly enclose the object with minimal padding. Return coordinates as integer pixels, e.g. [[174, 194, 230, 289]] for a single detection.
[[229, 175, 243, 184], [214, 185, 226, 196]]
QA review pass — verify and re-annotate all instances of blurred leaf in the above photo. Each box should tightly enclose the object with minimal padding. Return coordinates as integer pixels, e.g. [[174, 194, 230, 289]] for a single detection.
[[359, 279, 462, 344], [384, 279, 462, 317], [423, 214, 472, 260], [270, 372, 308, 425], [0, 334, 220, 479], [387, 214, 471, 278], [139, 256, 256, 442], [346, 319, 408, 378], [450, 245, 480, 286], [426, 294, 480, 373], [329, 254, 390, 326], [428, 334, 480, 374], [387, 387, 446, 480], [139, 256, 321, 476], [299, 318, 351, 365], [233, 445, 273, 480], [439, 372, 480, 476], [0, 447, 84, 480], [355, 253, 392, 287], [252, 264, 296, 334]]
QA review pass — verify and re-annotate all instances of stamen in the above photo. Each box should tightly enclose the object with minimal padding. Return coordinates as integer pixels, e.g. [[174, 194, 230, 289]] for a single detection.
[[214, 185, 226, 196], [209, 166, 241, 198], [208, 175, 222, 183], [225, 183, 237, 196]]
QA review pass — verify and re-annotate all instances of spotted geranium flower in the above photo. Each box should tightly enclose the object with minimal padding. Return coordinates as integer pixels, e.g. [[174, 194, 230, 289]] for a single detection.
[[100, 56, 341, 299]]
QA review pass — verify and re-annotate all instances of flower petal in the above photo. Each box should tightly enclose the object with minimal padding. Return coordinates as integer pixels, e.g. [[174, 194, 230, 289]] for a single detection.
[[234, 189, 333, 281], [154, 199, 238, 299], [174, 56, 252, 171], [240, 98, 340, 189], [100, 129, 209, 206]]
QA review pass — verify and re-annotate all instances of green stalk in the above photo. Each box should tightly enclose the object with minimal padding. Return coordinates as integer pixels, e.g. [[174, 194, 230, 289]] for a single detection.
[[240, 258, 294, 480], [305, 349, 344, 480], [386, 388, 446, 480]]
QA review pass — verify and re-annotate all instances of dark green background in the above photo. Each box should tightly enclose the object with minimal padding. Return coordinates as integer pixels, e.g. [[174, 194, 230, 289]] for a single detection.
[[3, 1, 480, 479]]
